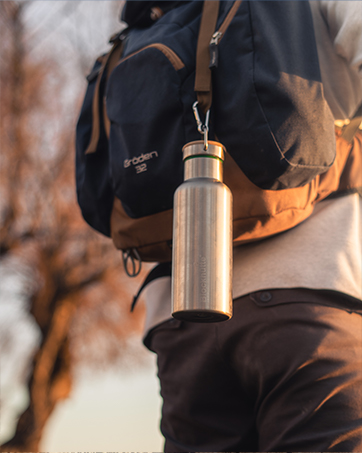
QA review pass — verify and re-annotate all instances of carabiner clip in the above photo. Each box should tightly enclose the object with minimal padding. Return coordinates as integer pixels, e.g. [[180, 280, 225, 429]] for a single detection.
[[192, 101, 210, 151], [122, 248, 142, 277]]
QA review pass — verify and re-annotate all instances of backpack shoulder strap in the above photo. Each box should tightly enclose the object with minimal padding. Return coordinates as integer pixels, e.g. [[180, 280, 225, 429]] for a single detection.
[[194, 1, 220, 114], [194, 1, 242, 114]]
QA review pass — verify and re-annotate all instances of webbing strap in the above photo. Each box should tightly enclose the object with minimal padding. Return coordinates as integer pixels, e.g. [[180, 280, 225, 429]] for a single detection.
[[341, 117, 362, 143], [194, 1, 220, 114], [336, 104, 362, 143], [85, 39, 124, 155]]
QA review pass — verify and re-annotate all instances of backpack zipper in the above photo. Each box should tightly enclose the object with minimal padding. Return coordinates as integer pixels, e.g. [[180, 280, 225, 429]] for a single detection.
[[209, 1, 242, 69], [118, 43, 185, 71], [209, 31, 223, 68]]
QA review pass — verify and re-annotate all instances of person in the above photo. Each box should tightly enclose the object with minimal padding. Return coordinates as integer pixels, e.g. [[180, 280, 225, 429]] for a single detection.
[[138, 2, 362, 452]]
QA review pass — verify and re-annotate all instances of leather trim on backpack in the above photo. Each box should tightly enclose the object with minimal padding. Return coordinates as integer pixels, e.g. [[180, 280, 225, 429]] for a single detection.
[[110, 198, 174, 262], [230, 131, 361, 244], [335, 129, 362, 194]]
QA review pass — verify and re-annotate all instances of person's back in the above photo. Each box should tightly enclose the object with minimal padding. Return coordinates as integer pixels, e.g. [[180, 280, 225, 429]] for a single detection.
[[141, 1, 362, 451]]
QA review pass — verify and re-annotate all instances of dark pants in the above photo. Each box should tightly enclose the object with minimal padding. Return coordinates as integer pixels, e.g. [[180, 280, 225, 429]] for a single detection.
[[145, 289, 362, 452]]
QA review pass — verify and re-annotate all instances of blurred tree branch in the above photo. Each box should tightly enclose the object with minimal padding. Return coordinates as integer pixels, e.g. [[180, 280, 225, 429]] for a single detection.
[[0, 2, 147, 451]]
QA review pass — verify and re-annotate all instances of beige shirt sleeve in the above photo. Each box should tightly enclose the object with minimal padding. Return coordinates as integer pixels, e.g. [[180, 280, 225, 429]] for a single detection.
[[310, 1, 362, 119]]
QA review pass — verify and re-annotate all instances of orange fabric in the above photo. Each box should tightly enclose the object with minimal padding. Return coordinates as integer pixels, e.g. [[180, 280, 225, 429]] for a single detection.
[[227, 132, 361, 244], [110, 132, 362, 262]]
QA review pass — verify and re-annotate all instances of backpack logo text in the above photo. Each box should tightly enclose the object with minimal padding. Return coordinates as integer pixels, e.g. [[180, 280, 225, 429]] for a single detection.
[[124, 151, 159, 174]]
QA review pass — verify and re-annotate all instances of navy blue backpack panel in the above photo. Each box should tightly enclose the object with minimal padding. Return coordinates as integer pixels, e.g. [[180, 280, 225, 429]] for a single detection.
[[213, 1, 335, 189], [75, 0, 335, 240], [106, 2, 204, 219]]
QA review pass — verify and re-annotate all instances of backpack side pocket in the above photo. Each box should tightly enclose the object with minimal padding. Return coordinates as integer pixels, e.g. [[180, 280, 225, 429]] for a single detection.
[[106, 44, 195, 219], [75, 57, 114, 237]]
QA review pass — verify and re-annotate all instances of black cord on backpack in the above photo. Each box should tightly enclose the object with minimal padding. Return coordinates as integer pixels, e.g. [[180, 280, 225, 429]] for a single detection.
[[131, 262, 172, 312]]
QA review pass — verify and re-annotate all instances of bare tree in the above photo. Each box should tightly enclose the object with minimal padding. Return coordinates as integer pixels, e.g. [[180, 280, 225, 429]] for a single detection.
[[0, 2, 148, 451]]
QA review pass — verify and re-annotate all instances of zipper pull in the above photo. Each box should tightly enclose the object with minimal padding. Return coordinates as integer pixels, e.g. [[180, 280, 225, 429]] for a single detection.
[[209, 31, 222, 69]]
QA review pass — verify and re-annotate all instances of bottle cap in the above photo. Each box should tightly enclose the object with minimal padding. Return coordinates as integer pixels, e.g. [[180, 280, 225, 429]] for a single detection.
[[182, 141, 225, 161]]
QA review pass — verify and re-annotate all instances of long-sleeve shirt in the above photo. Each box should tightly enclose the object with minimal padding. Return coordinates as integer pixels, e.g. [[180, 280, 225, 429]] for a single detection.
[[142, 1, 362, 337]]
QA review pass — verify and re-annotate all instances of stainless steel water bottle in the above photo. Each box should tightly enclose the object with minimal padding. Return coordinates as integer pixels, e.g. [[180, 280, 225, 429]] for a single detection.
[[171, 140, 233, 322]]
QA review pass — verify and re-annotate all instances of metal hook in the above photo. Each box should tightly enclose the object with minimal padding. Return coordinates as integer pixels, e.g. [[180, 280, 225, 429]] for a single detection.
[[201, 124, 209, 151], [192, 101, 210, 151]]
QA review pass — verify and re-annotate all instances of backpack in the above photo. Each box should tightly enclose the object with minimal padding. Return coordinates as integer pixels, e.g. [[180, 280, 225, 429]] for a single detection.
[[76, 1, 357, 274]]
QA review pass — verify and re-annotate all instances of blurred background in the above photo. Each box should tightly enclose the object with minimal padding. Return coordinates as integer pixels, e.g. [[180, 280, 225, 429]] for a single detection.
[[0, 1, 163, 451]]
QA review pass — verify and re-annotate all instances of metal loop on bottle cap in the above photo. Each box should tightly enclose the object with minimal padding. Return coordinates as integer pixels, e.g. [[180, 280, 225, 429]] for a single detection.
[[192, 101, 210, 150], [201, 125, 209, 151]]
